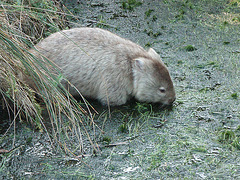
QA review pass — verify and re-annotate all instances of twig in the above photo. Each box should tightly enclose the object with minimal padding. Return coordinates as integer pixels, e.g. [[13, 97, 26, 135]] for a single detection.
[[104, 141, 129, 147]]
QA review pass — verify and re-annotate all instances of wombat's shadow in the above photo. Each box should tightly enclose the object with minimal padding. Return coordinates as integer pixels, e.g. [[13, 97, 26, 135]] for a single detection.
[[75, 96, 174, 116]]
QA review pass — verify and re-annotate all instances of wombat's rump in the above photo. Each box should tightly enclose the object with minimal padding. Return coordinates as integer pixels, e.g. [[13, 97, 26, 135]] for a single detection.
[[30, 27, 176, 106]]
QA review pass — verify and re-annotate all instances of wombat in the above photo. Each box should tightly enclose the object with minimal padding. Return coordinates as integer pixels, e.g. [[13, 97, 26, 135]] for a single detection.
[[30, 27, 175, 106]]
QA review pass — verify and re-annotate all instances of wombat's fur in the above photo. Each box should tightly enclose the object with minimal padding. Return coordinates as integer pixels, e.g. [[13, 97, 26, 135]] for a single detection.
[[30, 27, 175, 106]]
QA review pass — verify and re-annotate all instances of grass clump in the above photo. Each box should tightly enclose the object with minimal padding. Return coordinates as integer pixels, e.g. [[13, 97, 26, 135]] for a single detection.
[[0, 0, 97, 153], [223, 41, 230, 45], [231, 92, 238, 99], [184, 45, 197, 52], [144, 29, 162, 37], [1, 0, 68, 43], [102, 136, 111, 144], [218, 129, 240, 150], [175, 9, 185, 20], [145, 9, 154, 18], [121, 0, 143, 11], [119, 123, 128, 133]]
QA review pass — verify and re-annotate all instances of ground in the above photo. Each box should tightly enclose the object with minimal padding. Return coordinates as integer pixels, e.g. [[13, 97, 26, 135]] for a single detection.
[[0, 0, 240, 179]]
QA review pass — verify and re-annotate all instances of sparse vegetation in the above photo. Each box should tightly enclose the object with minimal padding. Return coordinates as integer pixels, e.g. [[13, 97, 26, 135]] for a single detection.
[[1, 0, 240, 179], [195, 61, 219, 69], [144, 29, 162, 37], [96, 15, 110, 28]]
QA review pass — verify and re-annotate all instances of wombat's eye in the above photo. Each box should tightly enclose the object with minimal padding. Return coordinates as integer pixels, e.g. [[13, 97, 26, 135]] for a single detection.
[[159, 87, 166, 93]]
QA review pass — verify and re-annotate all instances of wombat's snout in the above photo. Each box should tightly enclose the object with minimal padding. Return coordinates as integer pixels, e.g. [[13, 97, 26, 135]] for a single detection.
[[165, 96, 176, 105], [169, 96, 176, 104]]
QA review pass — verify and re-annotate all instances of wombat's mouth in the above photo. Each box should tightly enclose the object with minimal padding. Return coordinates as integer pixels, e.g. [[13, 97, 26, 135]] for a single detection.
[[159, 103, 175, 110], [146, 100, 175, 110]]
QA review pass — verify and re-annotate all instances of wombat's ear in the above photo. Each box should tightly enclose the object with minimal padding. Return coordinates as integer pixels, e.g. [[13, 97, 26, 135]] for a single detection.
[[148, 48, 161, 60], [134, 58, 145, 71]]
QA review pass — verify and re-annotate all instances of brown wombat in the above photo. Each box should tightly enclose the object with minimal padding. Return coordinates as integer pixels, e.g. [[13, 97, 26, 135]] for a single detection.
[[29, 27, 175, 106]]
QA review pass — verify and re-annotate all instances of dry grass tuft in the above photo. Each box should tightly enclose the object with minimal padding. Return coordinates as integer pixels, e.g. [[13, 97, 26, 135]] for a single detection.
[[0, 0, 97, 153]]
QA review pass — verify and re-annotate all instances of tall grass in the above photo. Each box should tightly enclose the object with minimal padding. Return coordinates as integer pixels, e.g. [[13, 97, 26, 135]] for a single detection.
[[0, 0, 98, 154]]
